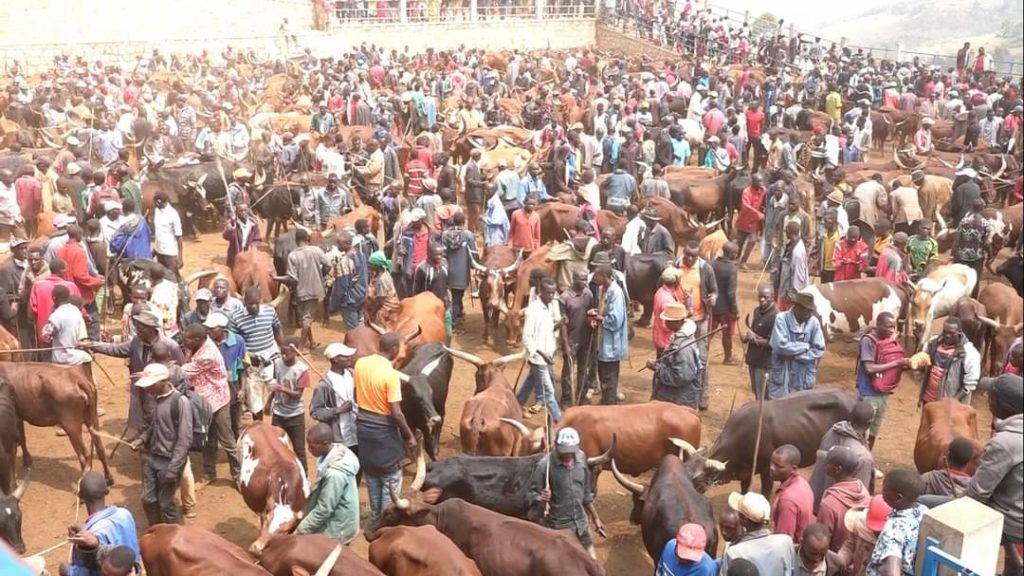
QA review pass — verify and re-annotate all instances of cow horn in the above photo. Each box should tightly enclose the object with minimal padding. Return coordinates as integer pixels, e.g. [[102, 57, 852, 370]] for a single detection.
[[496, 349, 528, 366], [254, 168, 267, 187], [936, 157, 955, 169], [704, 458, 728, 472], [369, 322, 387, 335], [893, 148, 909, 170], [955, 154, 965, 171], [610, 458, 644, 495], [409, 447, 426, 492], [397, 372, 411, 383], [994, 155, 1007, 180], [704, 216, 726, 230], [11, 470, 29, 501], [403, 325, 423, 344], [669, 437, 696, 459], [183, 269, 219, 286], [587, 433, 616, 467], [500, 251, 524, 275], [499, 417, 533, 438], [443, 345, 485, 367], [469, 251, 488, 273], [977, 315, 1001, 329], [268, 285, 290, 310], [387, 484, 410, 510]]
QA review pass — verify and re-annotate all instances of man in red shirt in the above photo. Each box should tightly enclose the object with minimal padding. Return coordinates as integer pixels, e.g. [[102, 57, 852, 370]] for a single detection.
[[404, 149, 430, 199], [735, 173, 766, 268], [29, 258, 81, 345], [770, 444, 814, 544], [14, 166, 42, 238], [509, 195, 541, 257], [745, 102, 767, 171], [702, 100, 725, 139], [55, 224, 104, 337], [832, 225, 869, 281]]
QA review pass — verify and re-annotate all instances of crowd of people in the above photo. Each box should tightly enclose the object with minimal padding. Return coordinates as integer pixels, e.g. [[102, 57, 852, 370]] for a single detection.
[[1, 3, 1023, 573]]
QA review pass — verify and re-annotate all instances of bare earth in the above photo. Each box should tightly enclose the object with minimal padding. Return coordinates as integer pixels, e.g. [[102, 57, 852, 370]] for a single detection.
[[19, 222, 995, 575]]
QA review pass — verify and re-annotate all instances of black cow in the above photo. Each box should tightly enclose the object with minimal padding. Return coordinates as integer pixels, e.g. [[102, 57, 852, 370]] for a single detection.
[[253, 183, 298, 241], [421, 439, 615, 518], [625, 251, 673, 325], [143, 160, 239, 236], [708, 389, 858, 495], [611, 449, 719, 560], [399, 343, 454, 460], [998, 253, 1024, 297]]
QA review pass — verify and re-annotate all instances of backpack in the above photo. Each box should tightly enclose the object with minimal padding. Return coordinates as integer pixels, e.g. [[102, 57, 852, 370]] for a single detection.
[[865, 333, 905, 394], [169, 390, 213, 452]]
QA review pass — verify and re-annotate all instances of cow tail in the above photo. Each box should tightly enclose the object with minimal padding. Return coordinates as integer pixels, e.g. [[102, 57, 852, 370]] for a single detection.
[[83, 370, 101, 430]]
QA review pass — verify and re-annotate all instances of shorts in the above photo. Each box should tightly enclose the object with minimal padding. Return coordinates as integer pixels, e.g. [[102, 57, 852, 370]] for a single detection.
[[709, 313, 737, 336], [297, 299, 319, 328], [859, 394, 890, 437]]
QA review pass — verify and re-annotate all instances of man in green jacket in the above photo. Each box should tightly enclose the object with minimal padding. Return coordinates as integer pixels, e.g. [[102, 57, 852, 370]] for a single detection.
[[295, 423, 361, 542]]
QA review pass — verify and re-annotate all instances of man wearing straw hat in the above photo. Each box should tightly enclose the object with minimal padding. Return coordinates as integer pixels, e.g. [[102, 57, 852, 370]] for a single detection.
[[767, 291, 825, 399], [648, 302, 702, 409]]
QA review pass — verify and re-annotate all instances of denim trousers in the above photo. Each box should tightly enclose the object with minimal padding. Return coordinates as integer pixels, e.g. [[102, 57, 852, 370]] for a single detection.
[[366, 469, 403, 526], [341, 306, 364, 330], [516, 363, 561, 421]]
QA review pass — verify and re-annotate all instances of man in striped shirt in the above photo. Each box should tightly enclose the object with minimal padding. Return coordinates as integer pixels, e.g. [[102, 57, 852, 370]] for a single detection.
[[229, 287, 284, 422]]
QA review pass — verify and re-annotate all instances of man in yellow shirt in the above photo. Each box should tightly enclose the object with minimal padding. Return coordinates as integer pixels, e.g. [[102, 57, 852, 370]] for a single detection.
[[353, 333, 416, 535], [825, 86, 843, 121]]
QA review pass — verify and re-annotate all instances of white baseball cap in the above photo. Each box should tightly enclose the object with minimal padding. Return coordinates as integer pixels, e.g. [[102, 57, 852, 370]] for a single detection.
[[728, 491, 771, 524], [555, 427, 580, 454], [324, 342, 357, 359], [203, 312, 229, 329], [133, 363, 170, 388]]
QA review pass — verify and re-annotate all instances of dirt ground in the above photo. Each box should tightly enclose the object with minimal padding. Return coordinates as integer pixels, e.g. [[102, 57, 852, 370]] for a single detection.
[[18, 222, 997, 575]]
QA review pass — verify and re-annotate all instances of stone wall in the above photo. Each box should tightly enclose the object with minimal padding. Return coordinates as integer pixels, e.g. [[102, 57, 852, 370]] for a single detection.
[[0, 0, 596, 72], [594, 24, 681, 60]]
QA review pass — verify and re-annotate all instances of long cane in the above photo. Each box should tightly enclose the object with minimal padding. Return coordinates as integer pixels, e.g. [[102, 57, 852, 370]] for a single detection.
[[754, 247, 774, 291], [749, 366, 781, 491]]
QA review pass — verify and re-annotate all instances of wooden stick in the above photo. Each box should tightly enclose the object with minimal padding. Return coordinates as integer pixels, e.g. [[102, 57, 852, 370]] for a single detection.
[[314, 542, 344, 576], [637, 327, 726, 372], [93, 430, 137, 449], [289, 344, 328, 382], [27, 539, 70, 557]]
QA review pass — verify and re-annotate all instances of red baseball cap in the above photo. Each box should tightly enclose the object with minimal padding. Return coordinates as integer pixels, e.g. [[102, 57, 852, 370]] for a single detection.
[[675, 523, 707, 562], [866, 494, 893, 532]]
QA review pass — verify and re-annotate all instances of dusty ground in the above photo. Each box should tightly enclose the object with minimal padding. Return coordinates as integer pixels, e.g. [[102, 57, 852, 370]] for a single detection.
[[18, 221, 997, 575]]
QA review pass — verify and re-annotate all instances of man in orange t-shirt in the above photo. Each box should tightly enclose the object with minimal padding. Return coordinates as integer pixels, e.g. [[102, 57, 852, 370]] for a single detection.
[[353, 333, 416, 535], [509, 195, 542, 257]]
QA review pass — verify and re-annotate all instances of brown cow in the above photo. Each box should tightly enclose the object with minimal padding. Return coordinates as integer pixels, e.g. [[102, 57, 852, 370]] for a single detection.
[[977, 282, 1024, 375], [344, 292, 447, 366], [469, 246, 521, 344], [369, 525, 483, 576], [140, 524, 273, 576], [233, 248, 284, 304], [535, 202, 626, 245], [666, 169, 742, 218], [0, 325, 22, 362], [259, 533, 384, 576], [238, 422, 310, 554], [641, 196, 724, 249], [325, 205, 382, 235], [448, 348, 544, 456], [914, 399, 982, 475], [504, 244, 559, 344], [0, 362, 112, 485], [504, 401, 716, 477], [949, 297, 991, 353]]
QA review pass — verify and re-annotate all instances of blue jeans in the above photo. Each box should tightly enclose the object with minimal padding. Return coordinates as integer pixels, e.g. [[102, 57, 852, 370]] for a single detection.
[[516, 363, 561, 421], [341, 306, 364, 330], [366, 469, 402, 526]]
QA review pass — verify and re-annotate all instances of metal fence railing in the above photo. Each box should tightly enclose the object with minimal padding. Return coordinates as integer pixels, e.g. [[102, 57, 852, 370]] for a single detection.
[[326, 0, 593, 26]]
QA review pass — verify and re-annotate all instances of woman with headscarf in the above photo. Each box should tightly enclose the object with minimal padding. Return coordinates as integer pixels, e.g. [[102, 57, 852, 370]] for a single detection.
[[366, 251, 400, 327]]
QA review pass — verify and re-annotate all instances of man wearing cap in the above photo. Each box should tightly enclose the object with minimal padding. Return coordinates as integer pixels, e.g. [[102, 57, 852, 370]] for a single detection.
[[654, 523, 718, 576], [98, 202, 126, 258], [205, 312, 247, 437], [528, 427, 603, 559], [703, 136, 731, 172], [768, 291, 825, 399], [44, 212, 76, 262], [181, 289, 212, 330], [969, 374, 1024, 574], [129, 363, 193, 526], [638, 206, 675, 257], [720, 491, 797, 576], [649, 304, 702, 409], [310, 343, 359, 463], [88, 309, 184, 435], [913, 117, 934, 155]]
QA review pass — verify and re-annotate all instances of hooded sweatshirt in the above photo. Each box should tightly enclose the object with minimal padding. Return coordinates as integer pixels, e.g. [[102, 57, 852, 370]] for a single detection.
[[817, 479, 871, 551], [295, 444, 361, 542], [968, 413, 1024, 538], [809, 421, 874, 510]]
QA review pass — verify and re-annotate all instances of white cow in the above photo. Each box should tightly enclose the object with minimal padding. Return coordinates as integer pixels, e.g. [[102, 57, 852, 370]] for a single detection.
[[800, 279, 909, 341], [910, 263, 978, 352]]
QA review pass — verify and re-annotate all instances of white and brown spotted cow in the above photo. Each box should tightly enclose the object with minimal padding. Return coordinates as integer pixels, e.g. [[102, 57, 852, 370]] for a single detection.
[[800, 279, 910, 341], [238, 422, 309, 554], [909, 263, 978, 352]]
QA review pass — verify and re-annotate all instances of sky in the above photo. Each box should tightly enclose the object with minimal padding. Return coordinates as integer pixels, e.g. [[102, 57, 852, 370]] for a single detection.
[[706, 0, 891, 33]]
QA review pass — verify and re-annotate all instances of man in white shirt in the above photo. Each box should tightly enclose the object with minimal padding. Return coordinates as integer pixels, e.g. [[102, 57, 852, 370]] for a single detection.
[[152, 192, 183, 280], [310, 343, 360, 455], [516, 277, 563, 421], [41, 284, 93, 375], [0, 169, 23, 232]]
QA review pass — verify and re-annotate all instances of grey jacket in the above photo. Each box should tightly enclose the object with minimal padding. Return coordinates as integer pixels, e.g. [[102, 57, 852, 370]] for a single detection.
[[968, 413, 1023, 537], [140, 390, 192, 475]]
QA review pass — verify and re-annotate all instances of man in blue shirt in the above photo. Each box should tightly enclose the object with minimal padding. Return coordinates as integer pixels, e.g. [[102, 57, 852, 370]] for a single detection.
[[591, 263, 628, 405], [656, 523, 718, 576], [63, 472, 140, 576]]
